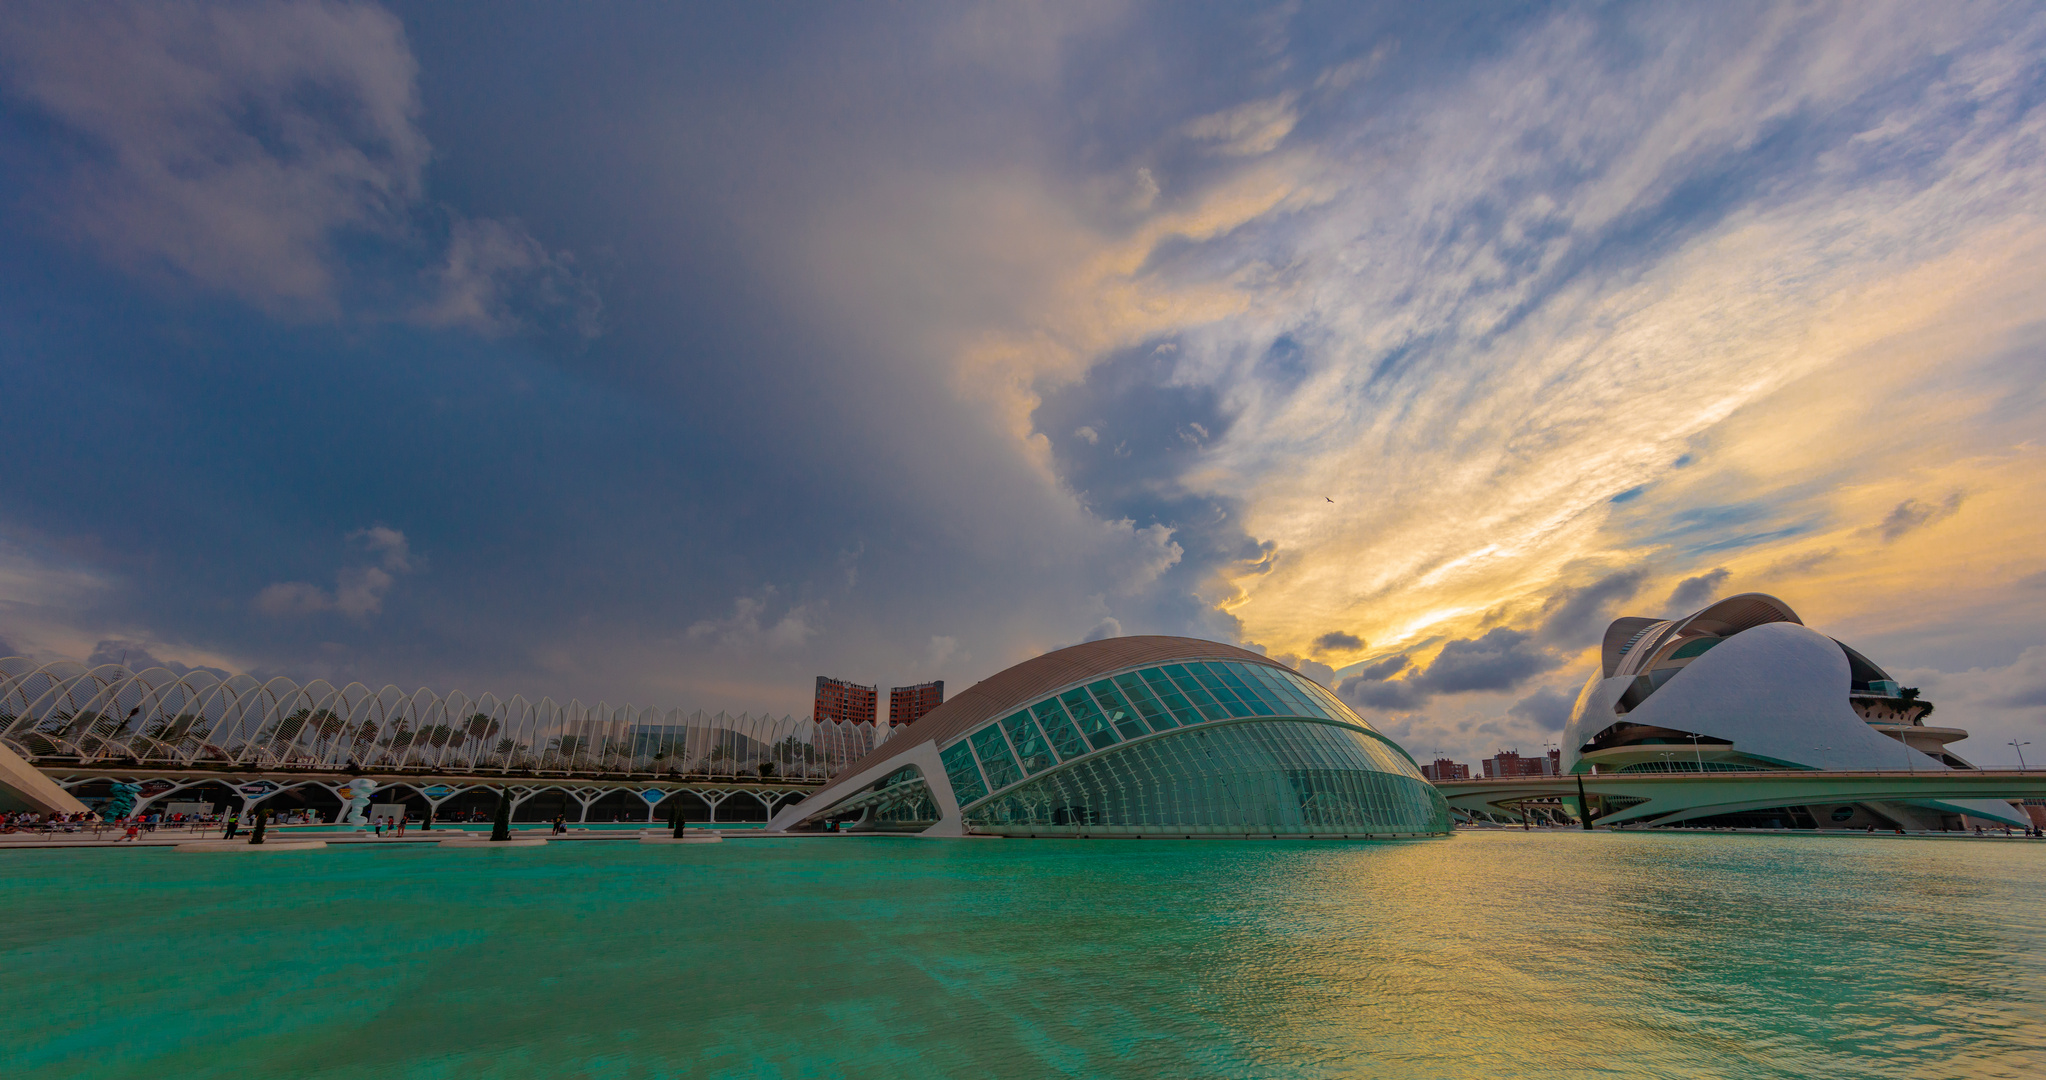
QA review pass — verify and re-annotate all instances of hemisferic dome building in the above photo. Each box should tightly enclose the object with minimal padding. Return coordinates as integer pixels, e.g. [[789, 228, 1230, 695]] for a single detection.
[[767, 636, 1450, 838]]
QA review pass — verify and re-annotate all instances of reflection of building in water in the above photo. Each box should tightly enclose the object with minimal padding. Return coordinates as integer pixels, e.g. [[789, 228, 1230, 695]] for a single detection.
[[1564, 592, 2027, 829], [772, 636, 1450, 838], [813, 676, 877, 726]]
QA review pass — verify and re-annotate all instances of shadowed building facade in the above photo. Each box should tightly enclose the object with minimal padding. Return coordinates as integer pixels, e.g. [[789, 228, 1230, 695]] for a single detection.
[[889, 681, 944, 728], [813, 676, 877, 726], [770, 636, 1450, 838]]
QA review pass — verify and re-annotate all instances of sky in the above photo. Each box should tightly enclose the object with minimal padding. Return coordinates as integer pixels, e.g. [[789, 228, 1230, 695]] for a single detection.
[[1, 1, 2042, 768]]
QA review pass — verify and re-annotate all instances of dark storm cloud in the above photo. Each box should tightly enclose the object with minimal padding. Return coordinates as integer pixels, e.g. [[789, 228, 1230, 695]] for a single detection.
[[1335, 626, 1563, 715], [1507, 685, 1574, 733], [1663, 567, 1730, 616], [3, 0, 2042, 742], [1410, 628, 1562, 694], [1537, 570, 1644, 646], [1312, 630, 1364, 653]]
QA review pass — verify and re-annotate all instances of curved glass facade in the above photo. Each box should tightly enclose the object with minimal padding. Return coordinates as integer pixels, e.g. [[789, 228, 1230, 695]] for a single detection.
[[966, 721, 1447, 835], [932, 658, 1448, 836]]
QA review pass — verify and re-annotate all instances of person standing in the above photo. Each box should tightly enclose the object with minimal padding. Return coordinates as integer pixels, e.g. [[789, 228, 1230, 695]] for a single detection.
[[223, 812, 240, 840]]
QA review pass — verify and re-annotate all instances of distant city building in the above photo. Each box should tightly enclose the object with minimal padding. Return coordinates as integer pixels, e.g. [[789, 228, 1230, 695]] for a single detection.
[[813, 676, 878, 726], [1481, 750, 1559, 778], [890, 681, 944, 727], [1421, 758, 1469, 782]]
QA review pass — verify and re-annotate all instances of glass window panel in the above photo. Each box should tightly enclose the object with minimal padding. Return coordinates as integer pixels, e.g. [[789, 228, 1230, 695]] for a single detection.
[[1059, 688, 1121, 750], [1160, 665, 1233, 721], [959, 719, 1450, 834], [1087, 680, 1149, 738], [1243, 667, 1312, 716], [1212, 662, 1258, 693], [1189, 665, 1259, 717], [1030, 700, 1090, 761], [940, 741, 987, 805], [1112, 673, 1176, 731], [1001, 711, 1058, 775], [1216, 666, 1281, 716], [1140, 668, 1206, 726], [970, 726, 1023, 791]]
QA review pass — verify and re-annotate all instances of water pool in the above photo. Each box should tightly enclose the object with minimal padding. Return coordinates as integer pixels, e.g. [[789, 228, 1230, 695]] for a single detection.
[[4, 831, 2042, 1079]]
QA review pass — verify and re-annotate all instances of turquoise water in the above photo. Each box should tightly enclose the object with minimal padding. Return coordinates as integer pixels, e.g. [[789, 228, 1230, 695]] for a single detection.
[[4, 832, 2042, 1079]]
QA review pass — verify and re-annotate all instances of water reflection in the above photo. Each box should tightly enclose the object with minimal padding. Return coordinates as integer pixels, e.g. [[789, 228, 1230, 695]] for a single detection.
[[1, 833, 2041, 1079]]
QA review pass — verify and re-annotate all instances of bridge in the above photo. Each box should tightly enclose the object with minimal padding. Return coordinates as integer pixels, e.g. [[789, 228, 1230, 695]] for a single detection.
[[1436, 770, 2046, 828]]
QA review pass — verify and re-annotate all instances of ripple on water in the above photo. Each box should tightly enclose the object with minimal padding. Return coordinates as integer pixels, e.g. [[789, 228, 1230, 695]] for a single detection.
[[2, 832, 2043, 1079]]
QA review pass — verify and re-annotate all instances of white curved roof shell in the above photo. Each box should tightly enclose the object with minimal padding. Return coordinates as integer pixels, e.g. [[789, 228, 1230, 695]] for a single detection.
[[1564, 595, 2024, 826]]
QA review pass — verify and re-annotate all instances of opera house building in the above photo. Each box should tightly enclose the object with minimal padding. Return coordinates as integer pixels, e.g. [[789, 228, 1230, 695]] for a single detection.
[[1564, 593, 2027, 829], [768, 636, 1451, 837]]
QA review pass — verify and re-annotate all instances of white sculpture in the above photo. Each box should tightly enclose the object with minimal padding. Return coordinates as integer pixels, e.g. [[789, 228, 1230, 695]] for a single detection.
[[336, 778, 380, 826]]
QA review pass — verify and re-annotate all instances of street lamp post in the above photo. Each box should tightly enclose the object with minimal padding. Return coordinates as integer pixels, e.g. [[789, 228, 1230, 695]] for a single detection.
[[2011, 740, 2032, 771], [1687, 732, 1705, 772]]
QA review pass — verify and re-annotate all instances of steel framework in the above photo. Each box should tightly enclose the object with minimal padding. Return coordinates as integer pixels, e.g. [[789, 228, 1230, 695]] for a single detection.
[[0, 658, 873, 781]]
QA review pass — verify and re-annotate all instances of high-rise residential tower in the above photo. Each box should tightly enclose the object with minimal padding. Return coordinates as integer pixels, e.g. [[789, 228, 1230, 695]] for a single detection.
[[890, 681, 944, 727], [813, 676, 878, 726]]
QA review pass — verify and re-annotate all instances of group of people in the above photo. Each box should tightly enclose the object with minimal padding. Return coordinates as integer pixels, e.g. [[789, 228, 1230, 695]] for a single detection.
[[0, 810, 100, 833]]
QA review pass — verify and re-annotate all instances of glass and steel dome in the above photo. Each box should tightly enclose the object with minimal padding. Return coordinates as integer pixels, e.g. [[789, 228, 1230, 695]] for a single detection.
[[769, 636, 1451, 838]]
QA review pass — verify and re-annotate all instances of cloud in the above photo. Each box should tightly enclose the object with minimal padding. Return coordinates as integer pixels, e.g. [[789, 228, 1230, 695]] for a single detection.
[[1876, 492, 1964, 542], [0, 1, 595, 333], [1184, 93, 1299, 156], [1538, 571, 1645, 645], [1312, 630, 1365, 654], [1410, 627, 1562, 694], [0, 1, 427, 310], [1082, 617, 1123, 642], [353, 525, 411, 573], [254, 525, 414, 620], [416, 217, 602, 340], [1072, 425, 1100, 445], [1507, 686, 1575, 733], [686, 590, 820, 652], [1337, 625, 1564, 715], [1663, 567, 1730, 616], [1265, 651, 1336, 687], [1762, 549, 1837, 578], [1351, 655, 1410, 682], [85, 638, 228, 679], [922, 635, 961, 671]]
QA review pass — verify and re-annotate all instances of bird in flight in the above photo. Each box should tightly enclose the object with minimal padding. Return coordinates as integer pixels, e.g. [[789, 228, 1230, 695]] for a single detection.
[[1325, 496, 1335, 503]]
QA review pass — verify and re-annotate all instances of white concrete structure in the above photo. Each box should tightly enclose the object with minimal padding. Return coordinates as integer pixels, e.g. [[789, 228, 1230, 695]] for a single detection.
[[1562, 594, 2026, 829], [0, 656, 874, 779]]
